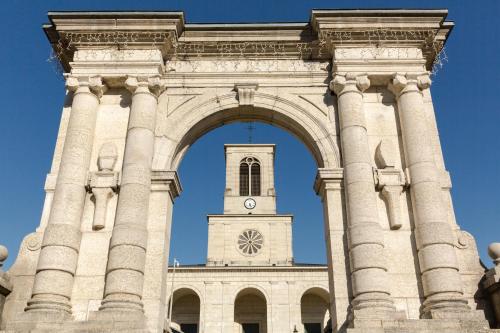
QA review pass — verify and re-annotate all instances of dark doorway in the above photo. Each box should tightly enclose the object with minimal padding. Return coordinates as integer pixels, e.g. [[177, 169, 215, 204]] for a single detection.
[[304, 323, 321, 333], [180, 323, 197, 333], [242, 323, 259, 333]]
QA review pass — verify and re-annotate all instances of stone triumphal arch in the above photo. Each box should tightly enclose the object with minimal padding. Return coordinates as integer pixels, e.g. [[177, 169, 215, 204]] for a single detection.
[[1, 8, 500, 333]]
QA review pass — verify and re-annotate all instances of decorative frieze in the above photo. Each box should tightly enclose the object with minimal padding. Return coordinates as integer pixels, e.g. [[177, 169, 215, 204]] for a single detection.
[[335, 47, 423, 60], [74, 49, 163, 63], [166, 59, 329, 73]]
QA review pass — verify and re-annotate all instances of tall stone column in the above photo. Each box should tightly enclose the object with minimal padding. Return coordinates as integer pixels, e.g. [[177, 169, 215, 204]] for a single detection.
[[25, 76, 105, 314], [100, 75, 164, 313], [330, 73, 395, 316], [389, 73, 469, 316]]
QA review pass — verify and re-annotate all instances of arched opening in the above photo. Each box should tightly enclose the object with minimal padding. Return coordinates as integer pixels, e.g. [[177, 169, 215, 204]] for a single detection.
[[158, 94, 340, 265], [169, 288, 201, 333], [300, 287, 330, 333], [157, 94, 341, 331], [234, 288, 268, 333], [169, 122, 327, 265], [240, 160, 250, 196], [239, 157, 261, 196]]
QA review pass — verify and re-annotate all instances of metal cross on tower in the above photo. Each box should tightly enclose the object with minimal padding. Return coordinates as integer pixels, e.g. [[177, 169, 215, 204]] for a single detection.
[[246, 122, 255, 143]]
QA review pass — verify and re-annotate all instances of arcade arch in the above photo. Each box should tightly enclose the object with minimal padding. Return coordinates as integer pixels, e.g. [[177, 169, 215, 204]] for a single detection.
[[169, 288, 201, 333], [234, 288, 268, 333], [300, 287, 330, 333]]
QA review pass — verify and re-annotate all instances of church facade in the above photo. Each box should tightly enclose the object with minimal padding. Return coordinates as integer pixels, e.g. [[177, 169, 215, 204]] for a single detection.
[[1, 8, 500, 333], [167, 144, 330, 333]]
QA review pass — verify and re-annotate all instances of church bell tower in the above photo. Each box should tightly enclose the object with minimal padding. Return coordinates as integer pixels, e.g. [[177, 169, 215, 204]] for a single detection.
[[206, 144, 293, 266]]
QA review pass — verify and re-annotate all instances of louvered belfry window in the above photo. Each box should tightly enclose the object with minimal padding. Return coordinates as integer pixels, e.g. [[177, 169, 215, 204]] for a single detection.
[[239, 157, 261, 196], [239, 162, 249, 196], [251, 163, 261, 196]]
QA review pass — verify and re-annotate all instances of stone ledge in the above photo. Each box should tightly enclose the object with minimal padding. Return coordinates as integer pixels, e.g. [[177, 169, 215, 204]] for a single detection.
[[348, 317, 494, 333]]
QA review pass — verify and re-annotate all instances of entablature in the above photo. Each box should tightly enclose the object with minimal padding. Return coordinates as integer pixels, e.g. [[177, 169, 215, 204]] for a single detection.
[[45, 9, 453, 75]]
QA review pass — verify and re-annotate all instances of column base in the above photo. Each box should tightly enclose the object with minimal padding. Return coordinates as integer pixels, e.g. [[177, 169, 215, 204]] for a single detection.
[[25, 295, 72, 314], [421, 297, 473, 319], [99, 298, 144, 312]]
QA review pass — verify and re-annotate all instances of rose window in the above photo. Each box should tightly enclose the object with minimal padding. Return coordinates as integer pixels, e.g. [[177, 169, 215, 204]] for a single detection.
[[238, 229, 263, 256]]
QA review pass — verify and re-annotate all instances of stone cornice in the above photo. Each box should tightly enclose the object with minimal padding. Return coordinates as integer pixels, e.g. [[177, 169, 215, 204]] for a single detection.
[[151, 170, 182, 199], [44, 9, 453, 73], [44, 11, 185, 72], [314, 168, 344, 195], [311, 9, 453, 71], [167, 265, 328, 273]]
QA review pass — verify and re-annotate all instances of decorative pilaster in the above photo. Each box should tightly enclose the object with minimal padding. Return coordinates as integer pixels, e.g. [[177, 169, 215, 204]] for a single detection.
[[330, 73, 396, 317], [389, 73, 470, 317], [100, 75, 165, 313], [143, 170, 182, 332], [26, 76, 106, 314], [314, 168, 343, 331]]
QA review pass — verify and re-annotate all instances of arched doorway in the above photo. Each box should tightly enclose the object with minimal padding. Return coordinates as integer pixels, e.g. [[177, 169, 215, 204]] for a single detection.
[[169, 288, 201, 333], [300, 287, 330, 333], [234, 288, 268, 333]]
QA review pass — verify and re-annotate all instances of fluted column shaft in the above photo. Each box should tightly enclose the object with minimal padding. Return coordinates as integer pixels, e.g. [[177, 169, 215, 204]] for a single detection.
[[26, 76, 105, 313], [330, 74, 395, 314], [100, 76, 163, 312], [389, 73, 469, 316]]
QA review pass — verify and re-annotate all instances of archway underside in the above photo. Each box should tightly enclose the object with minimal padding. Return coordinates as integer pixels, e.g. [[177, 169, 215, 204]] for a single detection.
[[154, 92, 341, 172]]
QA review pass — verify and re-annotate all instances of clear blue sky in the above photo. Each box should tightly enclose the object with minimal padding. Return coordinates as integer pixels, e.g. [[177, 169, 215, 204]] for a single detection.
[[0, 0, 499, 269]]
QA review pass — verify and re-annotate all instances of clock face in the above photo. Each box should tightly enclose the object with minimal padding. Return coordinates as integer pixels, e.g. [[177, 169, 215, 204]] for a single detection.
[[244, 198, 256, 209]]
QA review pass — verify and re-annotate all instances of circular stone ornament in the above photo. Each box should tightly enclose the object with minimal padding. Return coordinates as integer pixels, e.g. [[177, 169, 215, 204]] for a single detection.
[[238, 229, 263, 256]]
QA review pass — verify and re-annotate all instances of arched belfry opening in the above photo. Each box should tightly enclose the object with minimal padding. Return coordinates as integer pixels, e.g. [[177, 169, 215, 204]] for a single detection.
[[239, 157, 261, 196], [234, 288, 268, 333]]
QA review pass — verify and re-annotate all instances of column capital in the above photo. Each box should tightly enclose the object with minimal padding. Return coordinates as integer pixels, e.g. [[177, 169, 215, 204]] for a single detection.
[[151, 170, 182, 199], [65, 75, 107, 98], [329, 73, 370, 96], [314, 168, 344, 196], [388, 72, 431, 98], [125, 75, 166, 97]]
